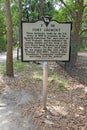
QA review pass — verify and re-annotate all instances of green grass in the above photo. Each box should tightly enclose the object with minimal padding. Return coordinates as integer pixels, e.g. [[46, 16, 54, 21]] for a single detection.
[[58, 80, 66, 91], [13, 60, 29, 72], [0, 63, 6, 74], [51, 74, 59, 81], [33, 71, 43, 81], [48, 73, 66, 92], [0, 60, 28, 75], [51, 80, 66, 93], [0, 60, 42, 74], [13, 60, 42, 72], [0, 60, 67, 92], [0, 59, 42, 74]]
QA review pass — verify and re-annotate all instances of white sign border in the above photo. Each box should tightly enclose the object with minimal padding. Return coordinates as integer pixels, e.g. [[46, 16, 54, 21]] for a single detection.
[[21, 20, 72, 62]]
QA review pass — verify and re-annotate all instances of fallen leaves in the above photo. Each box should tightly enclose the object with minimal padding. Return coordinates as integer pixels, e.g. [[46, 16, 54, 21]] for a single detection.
[[0, 60, 87, 130]]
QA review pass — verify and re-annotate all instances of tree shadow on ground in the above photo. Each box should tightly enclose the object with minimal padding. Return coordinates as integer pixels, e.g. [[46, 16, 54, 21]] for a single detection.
[[64, 54, 87, 85]]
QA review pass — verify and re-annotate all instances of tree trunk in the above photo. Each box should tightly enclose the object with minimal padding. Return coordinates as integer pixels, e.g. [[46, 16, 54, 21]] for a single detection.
[[65, 0, 84, 68], [18, 0, 22, 45], [5, 0, 14, 76], [40, 0, 44, 16], [17, 0, 22, 60]]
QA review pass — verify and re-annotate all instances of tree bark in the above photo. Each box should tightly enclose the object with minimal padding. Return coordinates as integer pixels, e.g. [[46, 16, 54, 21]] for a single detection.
[[40, 0, 44, 16], [18, 0, 22, 47], [65, 0, 84, 67], [17, 0, 22, 60], [5, 0, 14, 76]]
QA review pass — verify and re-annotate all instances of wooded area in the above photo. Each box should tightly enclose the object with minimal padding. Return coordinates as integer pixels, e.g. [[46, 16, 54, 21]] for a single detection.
[[0, 0, 87, 76], [0, 0, 87, 129]]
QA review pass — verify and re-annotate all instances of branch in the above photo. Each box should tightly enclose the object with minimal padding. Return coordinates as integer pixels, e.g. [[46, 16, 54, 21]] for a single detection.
[[80, 28, 87, 35], [59, 0, 67, 7], [83, 4, 87, 9]]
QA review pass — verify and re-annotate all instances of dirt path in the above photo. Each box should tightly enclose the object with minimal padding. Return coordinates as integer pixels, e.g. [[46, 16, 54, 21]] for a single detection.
[[0, 86, 39, 130]]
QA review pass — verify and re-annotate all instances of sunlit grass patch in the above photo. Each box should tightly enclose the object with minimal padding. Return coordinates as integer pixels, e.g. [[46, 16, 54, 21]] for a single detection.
[[0, 59, 42, 75], [0, 63, 6, 74], [0, 60, 31, 74], [33, 71, 43, 81], [48, 73, 66, 92], [14, 60, 42, 72], [14, 60, 29, 72], [51, 80, 66, 93], [51, 74, 59, 81], [58, 80, 66, 91], [0, 60, 67, 93]]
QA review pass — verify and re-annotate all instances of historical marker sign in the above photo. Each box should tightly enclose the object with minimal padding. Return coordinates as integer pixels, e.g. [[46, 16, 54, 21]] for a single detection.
[[21, 20, 71, 61]]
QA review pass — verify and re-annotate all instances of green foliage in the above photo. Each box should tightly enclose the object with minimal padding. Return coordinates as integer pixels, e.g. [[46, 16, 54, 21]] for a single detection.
[[22, 0, 39, 21], [0, 2, 6, 52], [11, 1, 19, 44], [53, 7, 70, 22], [44, 0, 55, 16], [22, 0, 55, 21], [81, 7, 87, 37], [0, 0, 87, 53], [0, 0, 19, 52], [0, 37, 7, 52], [80, 41, 87, 51], [11, 2, 19, 26]]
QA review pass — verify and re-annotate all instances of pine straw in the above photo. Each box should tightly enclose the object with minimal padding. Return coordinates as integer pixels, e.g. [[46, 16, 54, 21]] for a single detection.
[[0, 62, 87, 130]]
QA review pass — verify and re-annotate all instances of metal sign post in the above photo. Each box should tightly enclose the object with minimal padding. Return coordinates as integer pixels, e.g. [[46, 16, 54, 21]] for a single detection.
[[43, 61, 48, 110], [42, 17, 49, 110]]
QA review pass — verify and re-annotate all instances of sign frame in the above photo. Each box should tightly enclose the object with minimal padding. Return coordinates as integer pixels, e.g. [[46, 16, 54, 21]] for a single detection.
[[21, 20, 72, 62]]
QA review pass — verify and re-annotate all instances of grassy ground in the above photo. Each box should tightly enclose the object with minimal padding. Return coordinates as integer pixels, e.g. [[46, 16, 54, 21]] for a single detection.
[[0, 60, 66, 91]]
